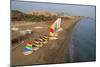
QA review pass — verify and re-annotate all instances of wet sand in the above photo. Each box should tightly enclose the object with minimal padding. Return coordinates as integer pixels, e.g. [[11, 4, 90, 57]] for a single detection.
[[11, 16, 81, 66]]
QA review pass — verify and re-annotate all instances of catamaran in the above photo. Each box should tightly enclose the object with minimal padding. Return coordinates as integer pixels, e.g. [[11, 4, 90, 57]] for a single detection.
[[49, 17, 63, 40]]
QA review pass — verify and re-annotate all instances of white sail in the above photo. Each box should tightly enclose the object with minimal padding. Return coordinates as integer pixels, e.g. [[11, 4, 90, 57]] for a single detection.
[[49, 17, 63, 40]]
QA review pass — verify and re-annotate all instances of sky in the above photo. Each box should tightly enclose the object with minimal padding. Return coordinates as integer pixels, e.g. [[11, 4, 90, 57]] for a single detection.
[[11, 1, 95, 18]]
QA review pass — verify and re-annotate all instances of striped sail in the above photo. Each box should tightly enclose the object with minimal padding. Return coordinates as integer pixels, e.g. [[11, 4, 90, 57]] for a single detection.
[[49, 17, 61, 37], [24, 42, 33, 52], [24, 42, 33, 55]]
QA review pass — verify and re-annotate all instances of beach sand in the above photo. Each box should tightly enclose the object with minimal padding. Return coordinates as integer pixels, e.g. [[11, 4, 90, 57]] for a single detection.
[[11, 16, 81, 66]]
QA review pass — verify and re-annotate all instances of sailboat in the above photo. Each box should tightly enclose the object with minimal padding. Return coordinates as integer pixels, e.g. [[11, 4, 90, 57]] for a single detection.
[[23, 40, 40, 55], [49, 17, 63, 40], [23, 35, 49, 55], [23, 42, 33, 55]]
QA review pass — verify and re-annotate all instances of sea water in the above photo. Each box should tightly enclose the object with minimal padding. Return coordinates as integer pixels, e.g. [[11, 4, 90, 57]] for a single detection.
[[69, 18, 96, 62]]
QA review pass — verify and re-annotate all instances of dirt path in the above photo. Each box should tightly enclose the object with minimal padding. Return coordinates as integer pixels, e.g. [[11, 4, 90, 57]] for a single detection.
[[11, 16, 81, 66]]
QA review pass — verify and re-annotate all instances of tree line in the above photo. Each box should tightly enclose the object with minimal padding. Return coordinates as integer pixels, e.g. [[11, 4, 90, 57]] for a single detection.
[[11, 10, 58, 22]]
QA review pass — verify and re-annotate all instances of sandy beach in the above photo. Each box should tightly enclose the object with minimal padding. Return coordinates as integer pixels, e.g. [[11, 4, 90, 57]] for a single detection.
[[11, 16, 81, 66]]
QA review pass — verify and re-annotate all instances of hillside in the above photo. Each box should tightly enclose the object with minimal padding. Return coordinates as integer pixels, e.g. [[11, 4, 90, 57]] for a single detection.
[[11, 10, 58, 22]]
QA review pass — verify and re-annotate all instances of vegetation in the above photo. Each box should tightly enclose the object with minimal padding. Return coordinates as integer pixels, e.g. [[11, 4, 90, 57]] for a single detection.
[[11, 10, 58, 22]]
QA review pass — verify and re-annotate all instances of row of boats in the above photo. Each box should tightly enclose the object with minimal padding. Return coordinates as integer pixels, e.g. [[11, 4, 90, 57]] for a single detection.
[[23, 35, 49, 55]]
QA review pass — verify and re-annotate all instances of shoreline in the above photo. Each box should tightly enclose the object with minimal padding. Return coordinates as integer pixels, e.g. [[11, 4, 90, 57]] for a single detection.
[[68, 18, 96, 62], [61, 16, 82, 63], [64, 17, 82, 62]]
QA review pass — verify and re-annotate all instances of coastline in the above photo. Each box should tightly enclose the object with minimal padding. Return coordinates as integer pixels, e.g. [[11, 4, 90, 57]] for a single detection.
[[69, 18, 96, 62], [62, 16, 81, 63]]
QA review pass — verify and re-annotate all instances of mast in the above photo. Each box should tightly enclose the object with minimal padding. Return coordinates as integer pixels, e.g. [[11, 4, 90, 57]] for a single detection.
[[49, 17, 62, 40]]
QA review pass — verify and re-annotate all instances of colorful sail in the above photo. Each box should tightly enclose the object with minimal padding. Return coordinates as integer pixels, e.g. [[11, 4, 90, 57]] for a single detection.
[[49, 17, 62, 37], [24, 42, 33, 55]]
